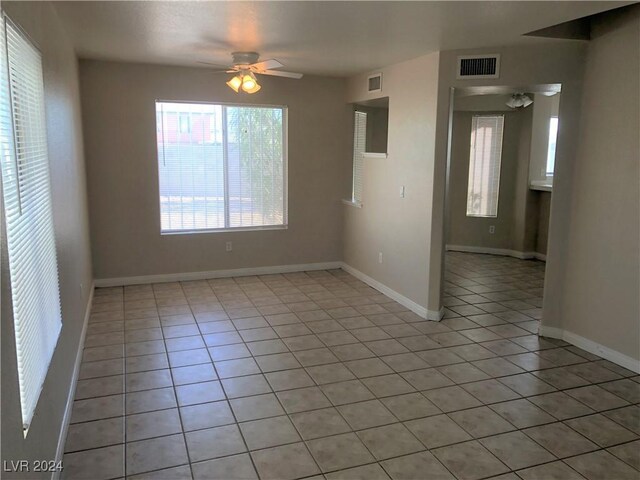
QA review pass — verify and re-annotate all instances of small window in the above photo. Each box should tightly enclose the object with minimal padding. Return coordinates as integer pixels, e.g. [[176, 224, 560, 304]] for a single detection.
[[0, 16, 63, 433], [466, 115, 504, 217], [546, 116, 558, 175], [352, 110, 367, 204], [156, 102, 287, 233]]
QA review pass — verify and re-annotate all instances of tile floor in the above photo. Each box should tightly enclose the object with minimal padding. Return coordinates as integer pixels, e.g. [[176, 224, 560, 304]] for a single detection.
[[63, 252, 640, 480]]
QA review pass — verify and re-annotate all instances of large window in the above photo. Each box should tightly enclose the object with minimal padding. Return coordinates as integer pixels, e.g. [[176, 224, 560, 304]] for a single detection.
[[466, 115, 504, 217], [156, 102, 287, 233], [351, 110, 367, 205], [0, 16, 62, 433]]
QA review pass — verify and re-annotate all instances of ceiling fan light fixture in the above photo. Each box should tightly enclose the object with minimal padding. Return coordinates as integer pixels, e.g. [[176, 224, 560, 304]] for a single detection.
[[226, 74, 242, 93], [241, 73, 259, 93], [506, 93, 533, 109]]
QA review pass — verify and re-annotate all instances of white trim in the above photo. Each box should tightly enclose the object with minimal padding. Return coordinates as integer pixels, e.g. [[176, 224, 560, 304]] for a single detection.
[[53, 282, 95, 477], [539, 325, 640, 374], [446, 244, 546, 262], [362, 152, 388, 159], [340, 262, 442, 321], [342, 199, 363, 208], [94, 262, 343, 287]]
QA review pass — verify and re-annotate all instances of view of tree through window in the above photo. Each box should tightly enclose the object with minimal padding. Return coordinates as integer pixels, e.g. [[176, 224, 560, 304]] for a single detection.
[[156, 102, 286, 232]]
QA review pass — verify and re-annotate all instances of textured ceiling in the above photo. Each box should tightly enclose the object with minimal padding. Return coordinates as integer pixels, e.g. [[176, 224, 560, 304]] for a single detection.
[[52, 1, 627, 77]]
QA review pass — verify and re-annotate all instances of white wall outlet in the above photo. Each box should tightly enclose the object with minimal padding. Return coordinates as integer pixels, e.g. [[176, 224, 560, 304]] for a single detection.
[[489, 225, 495, 234], [226, 241, 233, 252], [378, 252, 383, 264], [400, 185, 406, 198]]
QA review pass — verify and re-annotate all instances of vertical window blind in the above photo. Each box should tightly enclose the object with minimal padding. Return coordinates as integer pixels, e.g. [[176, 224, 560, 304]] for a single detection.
[[466, 115, 504, 217], [0, 17, 62, 432], [352, 110, 367, 204], [156, 102, 286, 232], [546, 116, 558, 175]]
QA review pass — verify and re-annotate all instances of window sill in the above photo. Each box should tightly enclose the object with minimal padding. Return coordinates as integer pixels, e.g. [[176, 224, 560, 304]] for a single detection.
[[530, 180, 553, 192], [362, 152, 388, 159], [342, 199, 363, 208], [161, 225, 288, 235]]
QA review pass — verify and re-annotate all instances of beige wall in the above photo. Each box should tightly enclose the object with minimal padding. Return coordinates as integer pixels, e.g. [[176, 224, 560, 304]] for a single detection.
[[431, 42, 588, 313], [1, 1, 93, 470], [544, 6, 639, 362], [343, 53, 440, 315], [448, 109, 531, 251], [79, 60, 351, 280], [536, 191, 551, 255]]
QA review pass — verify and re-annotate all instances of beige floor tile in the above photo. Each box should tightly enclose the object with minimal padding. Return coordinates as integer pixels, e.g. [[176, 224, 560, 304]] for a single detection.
[[277, 386, 332, 413], [221, 373, 272, 398], [175, 380, 225, 406], [191, 453, 258, 480], [65, 417, 124, 453], [565, 450, 639, 480], [381, 451, 454, 480], [480, 431, 556, 470], [126, 434, 188, 476], [185, 424, 246, 462], [251, 442, 320, 480], [523, 422, 598, 458], [126, 387, 177, 414], [405, 414, 472, 448], [239, 415, 301, 450], [180, 400, 235, 431], [126, 408, 182, 442], [432, 440, 509, 480], [566, 413, 638, 447], [62, 445, 124, 480], [338, 400, 397, 430], [290, 407, 351, 440], [307, 432, 375, 472], [230, 393, 285, 421]]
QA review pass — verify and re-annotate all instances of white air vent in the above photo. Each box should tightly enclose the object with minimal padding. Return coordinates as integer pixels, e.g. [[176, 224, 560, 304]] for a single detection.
[[368, 73, 382, 93], [457, 55, 500, 79]]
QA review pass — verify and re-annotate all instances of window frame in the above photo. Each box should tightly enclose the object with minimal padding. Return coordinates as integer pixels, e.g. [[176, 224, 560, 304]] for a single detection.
[[155, 100, 289, 235], [546, 116, 558, 177], [351, 109, 367, 206], [465, 114, 505, 218], [0, 14, 63, 435]]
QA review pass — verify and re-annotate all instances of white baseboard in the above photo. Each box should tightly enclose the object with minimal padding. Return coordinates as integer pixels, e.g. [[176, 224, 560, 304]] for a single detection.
[[94, 262, 343, 287], [54, 282, 95, 477], [446, 244, 546, 262], [340, 263, 442, 321], [539, 325, 640, 374]]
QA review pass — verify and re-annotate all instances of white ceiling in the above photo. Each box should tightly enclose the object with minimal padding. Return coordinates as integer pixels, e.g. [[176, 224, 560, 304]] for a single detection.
[[53, 1, 626, 77]]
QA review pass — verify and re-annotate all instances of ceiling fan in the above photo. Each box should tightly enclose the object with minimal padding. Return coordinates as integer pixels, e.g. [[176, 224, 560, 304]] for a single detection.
[[200, 52, 303, 94]]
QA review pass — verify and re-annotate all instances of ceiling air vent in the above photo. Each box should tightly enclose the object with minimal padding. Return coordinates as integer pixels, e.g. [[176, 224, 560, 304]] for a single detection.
[[368, 73, 382, 93], [457, 55, 500, 79]]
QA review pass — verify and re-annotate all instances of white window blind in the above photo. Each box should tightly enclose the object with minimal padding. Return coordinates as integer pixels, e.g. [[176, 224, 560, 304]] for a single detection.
[[0, 16, 62, 432], [466, 115, 504, 217], [546, 116, 558, 175], [352, 110, 367, 204], [156, 102, 286, 233]]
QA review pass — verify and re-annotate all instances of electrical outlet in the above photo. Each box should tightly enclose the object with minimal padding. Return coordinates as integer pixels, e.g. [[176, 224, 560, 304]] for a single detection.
[[489, 225, 495, 234], [226, 241, 233, 252], [400, 186, 406, 198], [378, 252, 383, 264]]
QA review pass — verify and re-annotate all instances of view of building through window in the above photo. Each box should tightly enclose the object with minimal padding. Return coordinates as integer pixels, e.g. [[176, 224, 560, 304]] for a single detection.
[[156, 102, 287, 232]]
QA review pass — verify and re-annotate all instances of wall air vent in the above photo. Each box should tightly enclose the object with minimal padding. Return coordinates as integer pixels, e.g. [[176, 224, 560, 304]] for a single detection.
[[368, 73, 382, 93], [457, 55, 500, 79]]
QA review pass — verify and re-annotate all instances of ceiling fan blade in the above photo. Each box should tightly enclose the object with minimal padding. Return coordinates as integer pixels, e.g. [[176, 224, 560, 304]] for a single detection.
[[250, 59, 284, 71], [259, 70, 304, 79]]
